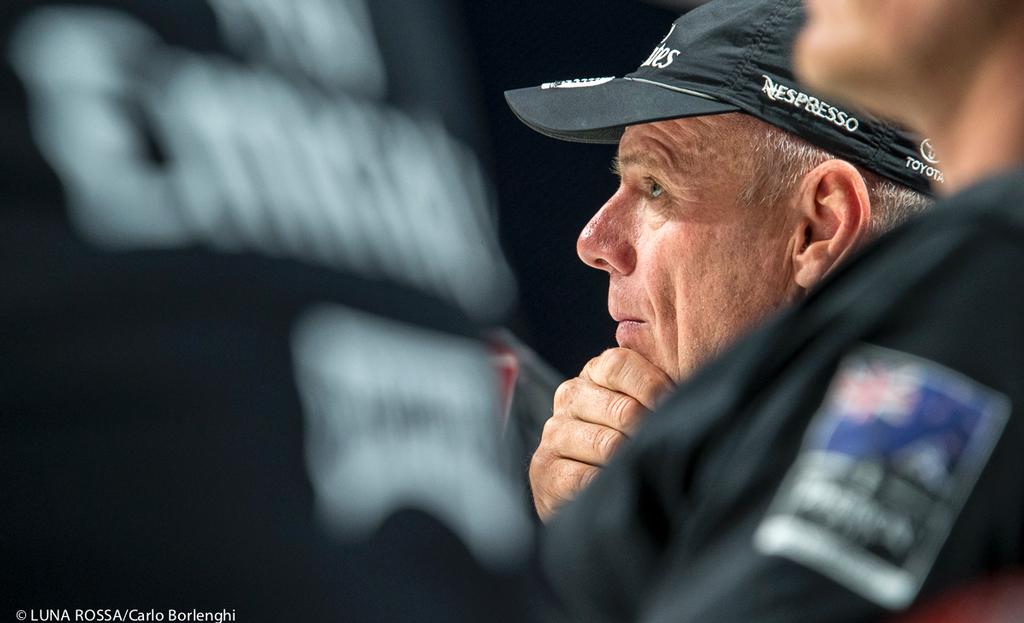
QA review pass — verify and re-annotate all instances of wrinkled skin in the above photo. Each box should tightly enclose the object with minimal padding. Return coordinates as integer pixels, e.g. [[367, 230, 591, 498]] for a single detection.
[[531, 116, 805, 521]]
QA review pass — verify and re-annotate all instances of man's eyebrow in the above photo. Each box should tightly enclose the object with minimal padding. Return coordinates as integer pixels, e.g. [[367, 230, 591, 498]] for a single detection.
[[611, 152, 665, 176]]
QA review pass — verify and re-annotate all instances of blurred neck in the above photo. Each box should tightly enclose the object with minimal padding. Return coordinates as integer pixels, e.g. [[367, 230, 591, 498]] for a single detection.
[[926, 34, 1024, 196]]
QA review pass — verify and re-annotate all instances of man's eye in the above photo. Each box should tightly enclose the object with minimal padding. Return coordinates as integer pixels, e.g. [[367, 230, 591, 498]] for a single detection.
[[648, 181, 664, 199]]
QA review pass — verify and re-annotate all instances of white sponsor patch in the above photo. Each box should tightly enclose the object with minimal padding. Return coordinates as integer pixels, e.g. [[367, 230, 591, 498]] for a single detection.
[[755, 345, 1009, 609], [292, 306, 532, 568], [541, 76, 615, 89], [905, 139, 945, 184], [919, 139, 939, 165], [760, 74, 860, 133]]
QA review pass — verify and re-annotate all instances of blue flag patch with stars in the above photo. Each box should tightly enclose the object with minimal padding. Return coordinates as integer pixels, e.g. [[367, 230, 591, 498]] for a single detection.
[[754, 344, 1010, 609]]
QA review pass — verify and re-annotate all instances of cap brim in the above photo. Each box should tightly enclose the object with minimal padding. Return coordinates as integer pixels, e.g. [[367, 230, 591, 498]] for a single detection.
[[504, 77, 739, 144]]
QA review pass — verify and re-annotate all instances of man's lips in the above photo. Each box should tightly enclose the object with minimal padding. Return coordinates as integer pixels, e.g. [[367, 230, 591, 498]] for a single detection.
[[609, 306, 645, 324]]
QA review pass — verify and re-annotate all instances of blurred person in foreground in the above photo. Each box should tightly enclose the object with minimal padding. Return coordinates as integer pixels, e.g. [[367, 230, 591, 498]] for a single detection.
[[527, 0, 1024, 621], [792, 3, 1024, 618], [505, 0, 931, 521], [0, 1, 535, 620]]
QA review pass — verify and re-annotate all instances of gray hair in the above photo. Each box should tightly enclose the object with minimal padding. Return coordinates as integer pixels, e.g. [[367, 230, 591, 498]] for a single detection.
[[712, 113, 933, 237]]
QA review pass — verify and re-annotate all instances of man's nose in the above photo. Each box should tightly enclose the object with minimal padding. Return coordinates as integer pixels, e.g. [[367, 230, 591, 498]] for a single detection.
[[577, 191, 636, 275]]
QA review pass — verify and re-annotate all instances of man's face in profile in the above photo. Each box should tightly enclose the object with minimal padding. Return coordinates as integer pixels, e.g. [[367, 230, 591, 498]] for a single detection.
[[576, 115, 798, 381]]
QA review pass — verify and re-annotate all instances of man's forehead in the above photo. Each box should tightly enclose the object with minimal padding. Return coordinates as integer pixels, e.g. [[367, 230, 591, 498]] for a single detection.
[[616, 118, 713, 173]]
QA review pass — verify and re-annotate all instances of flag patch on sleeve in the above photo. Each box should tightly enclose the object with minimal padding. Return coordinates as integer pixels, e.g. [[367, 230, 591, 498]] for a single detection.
[[754, 344, 1010, 609]]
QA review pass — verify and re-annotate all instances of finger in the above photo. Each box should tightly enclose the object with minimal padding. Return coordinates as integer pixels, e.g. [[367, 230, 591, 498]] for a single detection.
[[532, 457, 599, 521], [545, 416, 627, 466], [581, 347, 674, 409], [553, 377, 647, 435]]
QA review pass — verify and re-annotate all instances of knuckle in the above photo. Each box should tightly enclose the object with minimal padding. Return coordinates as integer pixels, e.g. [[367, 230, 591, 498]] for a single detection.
[[594, 427, 624, 459], [598, 348, 635, 389], [528, 447, 545, 473], [539, 417, 561, 446], [603, 347, 629, 374], [581, 355, 602, 379], [553, 382, 569, 408], [553, 378, 579, 411], [609, 394, 641, 428]]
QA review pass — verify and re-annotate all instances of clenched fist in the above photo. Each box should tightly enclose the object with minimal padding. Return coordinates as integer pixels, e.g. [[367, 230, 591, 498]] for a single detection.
[[529, 347, 674, 521]]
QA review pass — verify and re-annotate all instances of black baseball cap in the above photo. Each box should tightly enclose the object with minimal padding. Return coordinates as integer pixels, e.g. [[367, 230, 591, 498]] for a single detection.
[[505, 0, 941, 195]]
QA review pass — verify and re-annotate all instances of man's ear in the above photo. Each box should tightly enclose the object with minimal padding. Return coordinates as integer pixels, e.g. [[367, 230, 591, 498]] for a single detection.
[[790, 159, 872, 291]]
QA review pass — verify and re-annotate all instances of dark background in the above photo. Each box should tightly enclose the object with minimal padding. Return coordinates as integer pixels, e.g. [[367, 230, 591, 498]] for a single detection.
[[0, 0, 677, 379], [460, 0, 676, 377], [0, 2, 678, 619]]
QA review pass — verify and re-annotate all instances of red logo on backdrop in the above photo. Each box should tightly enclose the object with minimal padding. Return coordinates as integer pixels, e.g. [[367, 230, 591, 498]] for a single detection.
[[489, 340, 519, 430]]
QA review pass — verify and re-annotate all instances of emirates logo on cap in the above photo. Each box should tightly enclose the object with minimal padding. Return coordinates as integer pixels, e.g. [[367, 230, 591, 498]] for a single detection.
[[640, 24, 680, 69]]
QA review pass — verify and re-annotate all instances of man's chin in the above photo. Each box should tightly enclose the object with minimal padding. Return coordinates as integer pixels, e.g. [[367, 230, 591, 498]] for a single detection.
[[614, 327, 668, 372]]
